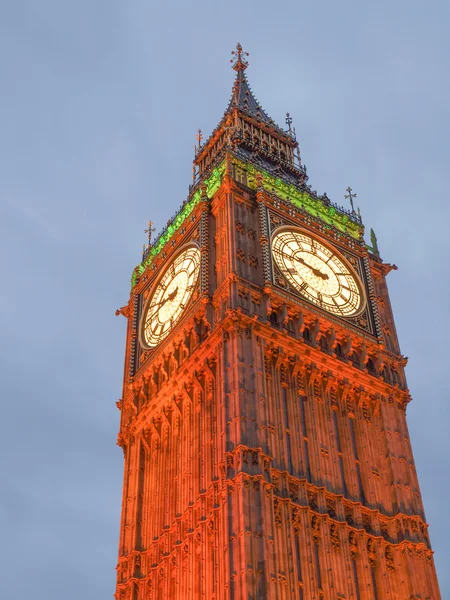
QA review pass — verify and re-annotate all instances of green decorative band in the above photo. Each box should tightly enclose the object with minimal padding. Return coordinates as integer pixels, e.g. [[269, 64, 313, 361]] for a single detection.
[[235, 158, 363, 240], [131, 161, 226, 288], [132, 156, 364, 288]]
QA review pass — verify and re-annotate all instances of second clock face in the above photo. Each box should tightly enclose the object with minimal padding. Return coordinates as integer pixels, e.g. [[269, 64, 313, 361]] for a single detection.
[[141, 245, 201, 348], [271, 228, 364, 316]]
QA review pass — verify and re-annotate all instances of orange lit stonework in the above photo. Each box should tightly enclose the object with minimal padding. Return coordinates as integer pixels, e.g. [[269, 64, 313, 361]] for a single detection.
[[114, 46, 441, 599]]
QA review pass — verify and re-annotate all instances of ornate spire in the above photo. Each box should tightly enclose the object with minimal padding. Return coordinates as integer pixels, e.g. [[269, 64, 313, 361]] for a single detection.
[[227, 43, 274, 128], [230, 43, 249, 72], [194, 44, 308, 187]]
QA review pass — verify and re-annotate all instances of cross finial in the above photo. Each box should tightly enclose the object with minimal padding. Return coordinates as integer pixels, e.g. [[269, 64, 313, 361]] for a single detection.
[[285, 112, 293, 134], [345, 186, 357, 214], [144, 221, 156, 246], [230, 43, 249, 72]]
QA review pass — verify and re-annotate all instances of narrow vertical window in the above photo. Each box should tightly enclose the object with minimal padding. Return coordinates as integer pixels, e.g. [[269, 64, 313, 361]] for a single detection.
[[314, 543, 322, 590], [135, 444, 146, 552], [349, 418, 365, 503], [355, 463, 365, 504], [371, 566, 379, 600], [132, 582, 139, 600], [299, 395, 311, 481], [295, 536, 302, 581], [349, 417, 358, 459], [332, 410, 347, 495], [282, 387, 293, 473], [352, 559, 361, 600], [294, 536, 303, 600]]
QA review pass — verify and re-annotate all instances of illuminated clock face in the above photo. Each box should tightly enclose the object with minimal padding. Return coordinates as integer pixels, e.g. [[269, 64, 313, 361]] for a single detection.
[[141, 245, 201, 348], [271, 229, 364, 316]]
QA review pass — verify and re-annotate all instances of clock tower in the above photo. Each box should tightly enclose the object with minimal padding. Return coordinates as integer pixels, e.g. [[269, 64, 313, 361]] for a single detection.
[[115, 45, 441, 599]]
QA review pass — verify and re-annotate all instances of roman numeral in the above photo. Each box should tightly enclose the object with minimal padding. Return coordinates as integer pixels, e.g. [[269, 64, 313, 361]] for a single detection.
[[152, 322, 164, 335]]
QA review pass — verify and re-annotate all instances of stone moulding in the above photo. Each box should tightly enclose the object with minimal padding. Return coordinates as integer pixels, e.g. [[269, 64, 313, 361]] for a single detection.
[[131, 157, 364, 289]]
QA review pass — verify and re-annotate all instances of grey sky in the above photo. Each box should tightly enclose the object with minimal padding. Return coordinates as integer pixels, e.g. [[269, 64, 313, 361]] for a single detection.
[[1, 1, 449, 598]]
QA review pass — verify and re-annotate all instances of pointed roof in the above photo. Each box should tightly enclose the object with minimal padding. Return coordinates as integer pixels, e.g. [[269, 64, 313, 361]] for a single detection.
[[195, 43, 303, 180], [227, 43, 286, 133]]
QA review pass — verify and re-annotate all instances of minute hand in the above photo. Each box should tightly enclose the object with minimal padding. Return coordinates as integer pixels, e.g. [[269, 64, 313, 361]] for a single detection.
[[277, 250, 329, 280], [146, 287, 179, 322]]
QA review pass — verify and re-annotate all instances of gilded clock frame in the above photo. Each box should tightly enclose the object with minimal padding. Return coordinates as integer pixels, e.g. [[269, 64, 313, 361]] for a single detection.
[[138, 242, 201, 350], [270, 225, 368, 320]]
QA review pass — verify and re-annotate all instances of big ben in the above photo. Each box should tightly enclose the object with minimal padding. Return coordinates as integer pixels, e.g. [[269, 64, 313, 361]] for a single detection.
[[114, 45, 441, 599]]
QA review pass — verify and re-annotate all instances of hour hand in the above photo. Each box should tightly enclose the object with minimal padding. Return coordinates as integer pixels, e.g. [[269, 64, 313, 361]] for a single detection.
[[167, 287, 179, 302], [293, 255, 329, 280], [145, 288, 179, 323], [311, 266, 328, 280], [289, 264, 328, 280], [153, 287, 179, 310]]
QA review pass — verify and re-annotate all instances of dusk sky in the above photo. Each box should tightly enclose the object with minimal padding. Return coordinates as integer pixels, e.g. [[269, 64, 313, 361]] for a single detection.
[[1, 1, 449, 598]]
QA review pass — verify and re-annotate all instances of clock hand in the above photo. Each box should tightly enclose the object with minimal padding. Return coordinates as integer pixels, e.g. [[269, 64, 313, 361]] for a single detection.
[[296, 256, 329, 280], [167, 287, 179, 302], [156, 287, 179, 308], [277, 250, 329, 280], [146, 287, 179, 323]]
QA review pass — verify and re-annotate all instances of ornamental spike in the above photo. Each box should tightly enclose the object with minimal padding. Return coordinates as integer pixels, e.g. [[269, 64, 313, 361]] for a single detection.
[[230, 42, 249, 72]]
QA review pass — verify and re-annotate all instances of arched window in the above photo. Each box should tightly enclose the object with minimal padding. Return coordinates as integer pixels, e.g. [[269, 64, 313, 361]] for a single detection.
[[391, 368, 400, 385], [335, 343, 344, 359], [350, 351, 360, 368], [367, 358, 376, 376], [286, 319, 296, 337], [269, 311, 279, 327]]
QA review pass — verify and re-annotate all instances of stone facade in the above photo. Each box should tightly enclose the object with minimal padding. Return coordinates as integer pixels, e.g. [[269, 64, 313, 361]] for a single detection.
[[114, 47, 440, 599]]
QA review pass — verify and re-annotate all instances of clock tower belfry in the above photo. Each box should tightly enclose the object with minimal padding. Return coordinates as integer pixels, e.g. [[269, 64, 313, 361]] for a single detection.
[[115, 45, 440, 599]]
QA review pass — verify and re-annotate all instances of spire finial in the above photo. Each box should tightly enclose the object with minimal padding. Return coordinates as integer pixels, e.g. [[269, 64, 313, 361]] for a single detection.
[[195, 128, 203, 155], [345, 186, 357, 214], [144, 221, 156, 246], [285, 112, 293, 134], [230, 43, 249, 72]]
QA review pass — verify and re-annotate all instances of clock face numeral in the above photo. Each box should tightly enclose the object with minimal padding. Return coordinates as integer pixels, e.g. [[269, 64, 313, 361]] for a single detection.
[[271, 229, 364, 317], [141, 245, 201, 348]]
